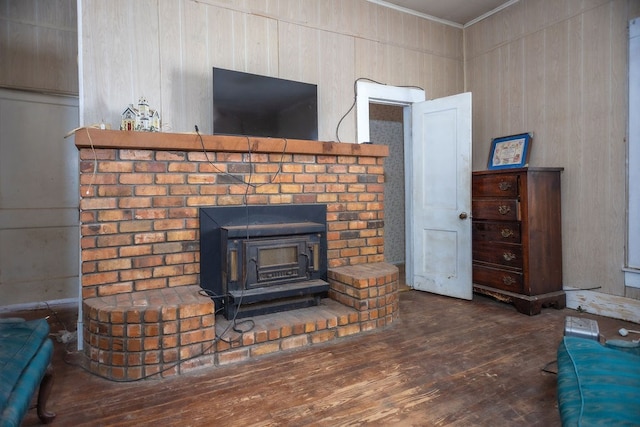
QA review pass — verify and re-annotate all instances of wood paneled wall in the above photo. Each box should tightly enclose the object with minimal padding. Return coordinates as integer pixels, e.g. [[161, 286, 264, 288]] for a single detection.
[[465, 0, 638, 297], [8, 0, 639, 303], [79, 0, 463, 141], [0, 0, 79, 307], [0, 0, 78, 94]]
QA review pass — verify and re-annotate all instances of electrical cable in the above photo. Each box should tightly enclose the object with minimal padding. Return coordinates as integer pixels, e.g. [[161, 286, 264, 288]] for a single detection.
[[62, 305, 243, 382], [564, 286, 602, 291], [43, 301, 68, 332], [61, 126, 297, 381], [334, 77, 425, 143], [541, 359, 558, 375], [194, 126, 292, 346], [61, 283, 252, 381], [64, 125, 103, 195], [194, 126, 288, 188], [194, 125, 292, 343], [61, 126, 292, 381]]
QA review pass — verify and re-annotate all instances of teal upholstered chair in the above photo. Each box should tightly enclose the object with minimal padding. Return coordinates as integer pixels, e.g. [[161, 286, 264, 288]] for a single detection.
[[557, 336, 640, 426]]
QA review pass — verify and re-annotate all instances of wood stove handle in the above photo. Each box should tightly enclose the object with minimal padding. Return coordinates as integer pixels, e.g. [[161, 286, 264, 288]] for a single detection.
[[229, 249, 238, 282]]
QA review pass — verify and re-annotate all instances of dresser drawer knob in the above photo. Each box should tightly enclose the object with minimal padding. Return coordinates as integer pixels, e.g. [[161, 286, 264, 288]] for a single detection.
[[502, 276, 516, 285], [501, 228, 514, 238], [503, 252, 516, 261], [498, 181, 512, 191], [498, 205, 511, 215]]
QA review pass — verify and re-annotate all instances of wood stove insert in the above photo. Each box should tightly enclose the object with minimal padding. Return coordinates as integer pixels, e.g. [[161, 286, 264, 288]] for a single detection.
[[199, 204, 329, 319]]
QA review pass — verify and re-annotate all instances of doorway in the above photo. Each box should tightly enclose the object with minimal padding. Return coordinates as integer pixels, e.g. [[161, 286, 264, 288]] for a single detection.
[[356, 81, 425, 289], [369, 104, 406, 284]]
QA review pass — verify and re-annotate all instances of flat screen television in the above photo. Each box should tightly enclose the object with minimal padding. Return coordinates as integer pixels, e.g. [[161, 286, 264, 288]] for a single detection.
[[212, 67, 318, 140]]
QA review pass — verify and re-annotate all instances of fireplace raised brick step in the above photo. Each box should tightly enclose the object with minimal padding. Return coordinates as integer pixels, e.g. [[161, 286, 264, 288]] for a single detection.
[[83, 285, 216, 381], [214, 298, 361, 365], [82, 263, 398, 380], [216, 262, 399, 364]]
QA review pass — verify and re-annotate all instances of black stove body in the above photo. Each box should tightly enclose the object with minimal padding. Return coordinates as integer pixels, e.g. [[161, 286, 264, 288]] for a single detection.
[[199, 204, 328, 319]]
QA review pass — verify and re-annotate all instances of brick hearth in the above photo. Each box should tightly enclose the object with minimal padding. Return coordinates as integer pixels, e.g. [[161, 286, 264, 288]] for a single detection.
[[74, 129, 398, 380]]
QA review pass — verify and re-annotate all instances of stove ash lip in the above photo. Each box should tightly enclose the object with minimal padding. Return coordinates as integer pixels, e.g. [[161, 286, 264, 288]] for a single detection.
[[199, 204, 329, 319]]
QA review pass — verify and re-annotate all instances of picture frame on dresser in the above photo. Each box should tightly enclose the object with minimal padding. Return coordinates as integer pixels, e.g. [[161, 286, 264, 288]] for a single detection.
[[487, 132, 532, 170]]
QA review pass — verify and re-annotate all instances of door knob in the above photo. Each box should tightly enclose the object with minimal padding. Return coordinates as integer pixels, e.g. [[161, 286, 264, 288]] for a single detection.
[[459, 212, 468, 219]]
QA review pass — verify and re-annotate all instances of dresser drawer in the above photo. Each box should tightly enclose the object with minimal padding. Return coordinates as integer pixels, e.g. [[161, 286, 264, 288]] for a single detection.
[[472, 241, 523, 269], [472, 199, 519, 221], [472, 221, 521, 243], [473, 264, 523, 294], [472, 174, 519, 198]]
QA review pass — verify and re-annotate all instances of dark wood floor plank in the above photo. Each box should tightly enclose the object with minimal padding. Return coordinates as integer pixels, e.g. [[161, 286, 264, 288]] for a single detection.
[[10, 290, 640, 426]]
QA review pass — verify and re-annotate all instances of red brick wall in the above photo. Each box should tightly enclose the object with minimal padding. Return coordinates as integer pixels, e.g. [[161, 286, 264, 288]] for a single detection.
[[78, 134, 387, 300]]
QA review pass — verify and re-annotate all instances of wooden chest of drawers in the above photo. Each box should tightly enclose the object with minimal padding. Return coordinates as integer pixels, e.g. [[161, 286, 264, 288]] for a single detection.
[[472, 167, 565, 315]]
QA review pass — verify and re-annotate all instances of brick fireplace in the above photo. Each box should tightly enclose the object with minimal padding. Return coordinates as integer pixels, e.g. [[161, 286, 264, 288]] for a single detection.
[[74, 129, 399, 380]]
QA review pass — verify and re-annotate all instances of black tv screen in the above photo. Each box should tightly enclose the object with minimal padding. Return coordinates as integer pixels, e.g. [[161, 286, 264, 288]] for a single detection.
[[212, 68, 318, 140]]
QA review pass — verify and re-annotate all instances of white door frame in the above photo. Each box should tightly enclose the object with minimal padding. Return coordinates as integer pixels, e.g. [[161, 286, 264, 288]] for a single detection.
[[356, 81, 425, 144], [626, 18, 640, 287], [356, 81, 425, 286]]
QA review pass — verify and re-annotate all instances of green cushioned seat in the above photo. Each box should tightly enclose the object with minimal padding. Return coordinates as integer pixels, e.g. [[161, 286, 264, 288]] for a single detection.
[[0, 318, 54, 427], [557, 336, 640, 427]]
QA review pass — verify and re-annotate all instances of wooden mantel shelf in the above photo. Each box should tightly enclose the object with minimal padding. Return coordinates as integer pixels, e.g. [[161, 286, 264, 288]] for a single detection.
[[74, 128, 389, 157]]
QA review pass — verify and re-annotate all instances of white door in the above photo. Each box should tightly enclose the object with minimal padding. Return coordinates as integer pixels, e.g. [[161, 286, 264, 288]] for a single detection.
[[407, 92, 472, 300]]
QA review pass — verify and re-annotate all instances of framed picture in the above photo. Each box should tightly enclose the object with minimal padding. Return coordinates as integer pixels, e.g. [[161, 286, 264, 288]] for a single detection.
[[487, 132, 532, 170]]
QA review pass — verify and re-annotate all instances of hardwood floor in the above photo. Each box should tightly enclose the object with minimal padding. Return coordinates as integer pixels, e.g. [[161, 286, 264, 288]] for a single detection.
[[12, 290, 640, 426]]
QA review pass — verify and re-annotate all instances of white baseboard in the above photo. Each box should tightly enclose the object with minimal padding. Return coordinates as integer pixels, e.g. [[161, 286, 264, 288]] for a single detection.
[[565, 288, 640, 324], [0, 297, 79, 313]]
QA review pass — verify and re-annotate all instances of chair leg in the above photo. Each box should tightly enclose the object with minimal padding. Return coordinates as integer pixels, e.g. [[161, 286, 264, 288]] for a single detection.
[[37, 363, 56, 424]]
